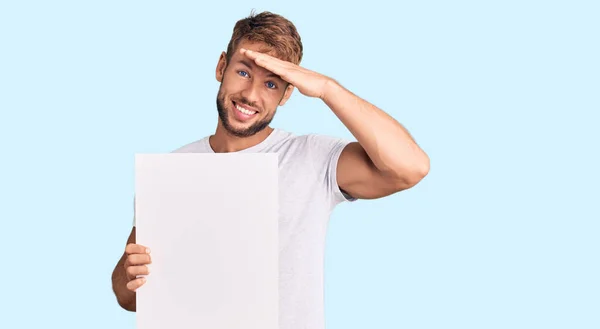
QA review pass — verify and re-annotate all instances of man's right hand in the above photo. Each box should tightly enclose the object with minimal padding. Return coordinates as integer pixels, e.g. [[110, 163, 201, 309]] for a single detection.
[[124, 243, 152, 291]]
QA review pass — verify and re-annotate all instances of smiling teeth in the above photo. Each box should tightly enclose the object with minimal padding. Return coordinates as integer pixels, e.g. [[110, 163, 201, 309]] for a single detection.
[[236, 104, 257, 115]]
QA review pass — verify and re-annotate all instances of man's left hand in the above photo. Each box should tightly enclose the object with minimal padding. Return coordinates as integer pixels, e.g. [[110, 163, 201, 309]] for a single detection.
[[240, 48, 332, 99]]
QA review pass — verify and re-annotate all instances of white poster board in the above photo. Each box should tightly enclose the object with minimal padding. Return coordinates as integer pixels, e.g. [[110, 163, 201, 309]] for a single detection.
[[134, 153, 279, 329]]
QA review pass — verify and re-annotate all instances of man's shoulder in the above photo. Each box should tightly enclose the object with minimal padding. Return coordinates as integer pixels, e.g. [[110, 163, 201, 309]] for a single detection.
[[280, 129, 350, 146], [294, 131, 353, 152], [169, 136, 212, 153]]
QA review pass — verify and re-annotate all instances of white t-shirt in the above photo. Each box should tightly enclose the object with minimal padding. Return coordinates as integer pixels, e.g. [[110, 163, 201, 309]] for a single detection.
[[134, 128, 355, 329]]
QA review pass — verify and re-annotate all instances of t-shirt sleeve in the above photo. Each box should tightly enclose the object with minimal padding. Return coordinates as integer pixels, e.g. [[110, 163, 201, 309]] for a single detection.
[[307, 134, 357, 206]]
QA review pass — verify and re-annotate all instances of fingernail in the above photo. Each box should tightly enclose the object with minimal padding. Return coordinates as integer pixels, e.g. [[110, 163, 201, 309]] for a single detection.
[[146, 248, 151, 253]]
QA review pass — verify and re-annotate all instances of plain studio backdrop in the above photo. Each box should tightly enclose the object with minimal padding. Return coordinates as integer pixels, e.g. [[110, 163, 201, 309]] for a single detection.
[[0, 1, 598, 328]]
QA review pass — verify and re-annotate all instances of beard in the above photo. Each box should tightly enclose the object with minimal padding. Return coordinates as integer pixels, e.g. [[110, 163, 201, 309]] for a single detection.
[[216, 86, 275, 138]]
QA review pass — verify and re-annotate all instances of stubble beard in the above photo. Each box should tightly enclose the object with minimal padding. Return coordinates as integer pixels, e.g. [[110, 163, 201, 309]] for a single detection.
[[216, 85, 275, 138]]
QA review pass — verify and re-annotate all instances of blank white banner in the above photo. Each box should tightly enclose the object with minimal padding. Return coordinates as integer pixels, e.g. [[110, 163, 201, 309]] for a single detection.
[[134, 153, 279, 329]]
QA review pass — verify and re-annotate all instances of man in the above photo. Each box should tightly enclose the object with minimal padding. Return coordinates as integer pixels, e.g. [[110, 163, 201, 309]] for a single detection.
[[111, 10, 429, 329]]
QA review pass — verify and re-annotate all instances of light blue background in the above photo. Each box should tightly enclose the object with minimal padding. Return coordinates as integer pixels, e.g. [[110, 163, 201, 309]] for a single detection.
[[1, 0, 598, 328]]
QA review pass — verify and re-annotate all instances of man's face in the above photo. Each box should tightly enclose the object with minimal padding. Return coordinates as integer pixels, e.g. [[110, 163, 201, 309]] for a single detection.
[[215, 41, 293, 138]]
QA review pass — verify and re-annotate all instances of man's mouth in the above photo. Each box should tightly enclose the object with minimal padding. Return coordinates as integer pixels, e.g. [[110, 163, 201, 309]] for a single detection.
[[232, 101, 258, 116]]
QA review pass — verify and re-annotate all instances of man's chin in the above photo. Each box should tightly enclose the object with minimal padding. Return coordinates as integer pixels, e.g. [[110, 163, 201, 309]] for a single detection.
[[222, 119, 262, 138]]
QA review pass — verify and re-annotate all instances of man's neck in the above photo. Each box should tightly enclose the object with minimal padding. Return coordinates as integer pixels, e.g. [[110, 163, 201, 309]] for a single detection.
[[209, 125, 274, 153]]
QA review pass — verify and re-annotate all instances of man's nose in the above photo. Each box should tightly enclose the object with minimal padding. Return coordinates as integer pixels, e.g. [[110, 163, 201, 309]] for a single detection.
[[240, 81, 262, 105]]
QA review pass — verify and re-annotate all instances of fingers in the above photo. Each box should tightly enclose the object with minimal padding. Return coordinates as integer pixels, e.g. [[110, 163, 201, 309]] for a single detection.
[[125, 253, 152, 267], [125, 243, 151, 265], [126, 264, 150, 278], [125, 243, 150, 255], [240, 48, 286, 74], [123, 243, 152, 291], [126, 277, 147, 291]]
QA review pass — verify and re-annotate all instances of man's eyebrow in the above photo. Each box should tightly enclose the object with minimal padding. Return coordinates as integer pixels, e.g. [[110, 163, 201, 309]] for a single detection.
[[237, 58, 282, 80], [239, 59, 253, 69]]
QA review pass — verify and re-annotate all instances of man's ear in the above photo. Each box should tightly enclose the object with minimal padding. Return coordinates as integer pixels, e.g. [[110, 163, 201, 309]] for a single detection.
[[279, 83, 295, 106], [216, 51, 227, 82]]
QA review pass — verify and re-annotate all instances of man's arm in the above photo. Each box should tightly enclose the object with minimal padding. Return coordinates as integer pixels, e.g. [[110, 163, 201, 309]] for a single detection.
[[239, 48, 430, 199], [322, 80, 430, 199]]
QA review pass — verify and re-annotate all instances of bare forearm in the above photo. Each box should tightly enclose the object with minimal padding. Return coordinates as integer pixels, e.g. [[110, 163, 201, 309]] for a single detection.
[[321, 79, 429, 179], [112, 255, 136, 311]]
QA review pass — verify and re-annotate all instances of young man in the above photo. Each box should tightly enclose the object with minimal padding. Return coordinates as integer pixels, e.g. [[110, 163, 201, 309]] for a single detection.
[[112, 10, 429, 329]]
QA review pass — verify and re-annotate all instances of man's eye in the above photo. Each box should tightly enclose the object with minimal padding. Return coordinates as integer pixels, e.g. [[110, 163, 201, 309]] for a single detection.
[[266, 81, 276, 89], [238, 71, 249, 77]]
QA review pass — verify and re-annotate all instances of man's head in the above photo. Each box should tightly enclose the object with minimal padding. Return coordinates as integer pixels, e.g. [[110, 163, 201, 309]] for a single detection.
[[215, 11, 303, 138]]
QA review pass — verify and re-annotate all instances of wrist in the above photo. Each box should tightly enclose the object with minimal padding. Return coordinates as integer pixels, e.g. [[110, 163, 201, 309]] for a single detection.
[[320, 78, 341, 102]]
